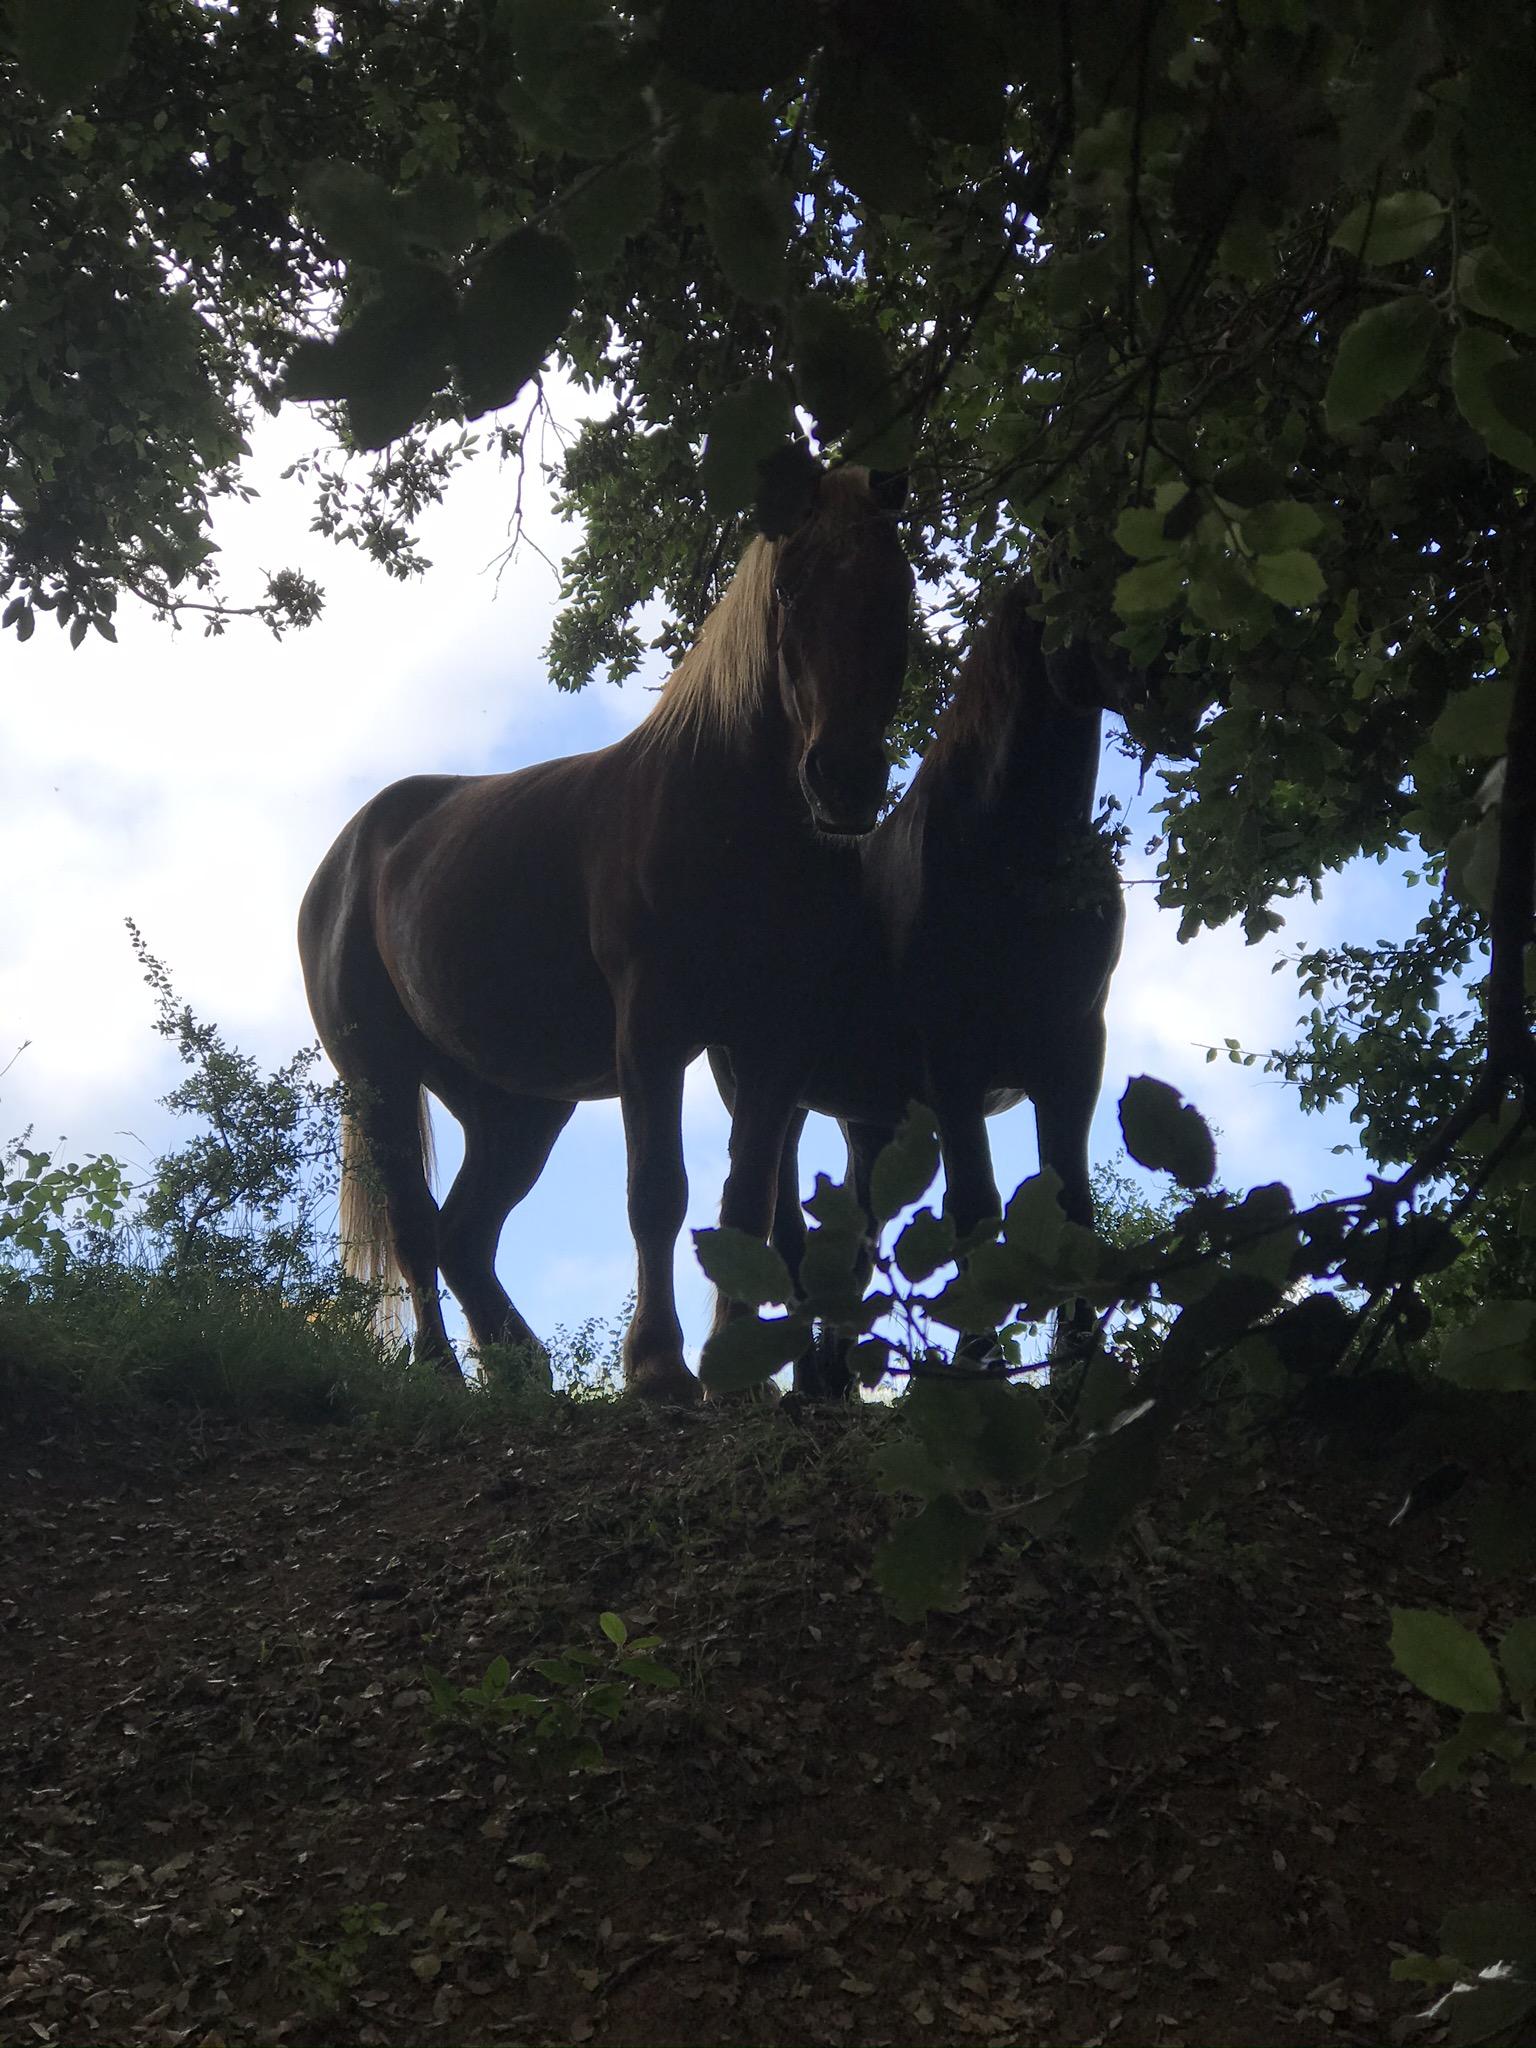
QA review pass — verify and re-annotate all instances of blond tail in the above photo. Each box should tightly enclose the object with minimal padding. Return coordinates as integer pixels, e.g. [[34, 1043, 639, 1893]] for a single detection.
[[339, 1092, 436, 1347]]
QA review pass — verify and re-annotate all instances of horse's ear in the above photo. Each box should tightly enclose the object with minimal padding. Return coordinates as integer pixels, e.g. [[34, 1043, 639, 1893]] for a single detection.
[[868, 468, 909, 513]]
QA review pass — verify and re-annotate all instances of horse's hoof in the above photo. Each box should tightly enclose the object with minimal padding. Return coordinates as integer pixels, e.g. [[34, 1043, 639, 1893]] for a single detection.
[[703, 1375, 782, 1407], [629, 1365, 703, 1406]]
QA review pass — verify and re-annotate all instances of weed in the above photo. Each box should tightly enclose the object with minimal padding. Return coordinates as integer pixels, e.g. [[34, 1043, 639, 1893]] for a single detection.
[[424, 1612, 679, 1774], [287, 1901, 390, 2015]]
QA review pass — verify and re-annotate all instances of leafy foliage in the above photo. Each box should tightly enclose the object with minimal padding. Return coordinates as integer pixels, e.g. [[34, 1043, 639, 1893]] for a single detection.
[[423, 1612, 680, 1776]]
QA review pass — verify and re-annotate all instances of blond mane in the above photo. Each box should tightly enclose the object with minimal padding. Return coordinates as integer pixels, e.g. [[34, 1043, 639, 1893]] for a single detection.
[[639, 468, 885, 752]]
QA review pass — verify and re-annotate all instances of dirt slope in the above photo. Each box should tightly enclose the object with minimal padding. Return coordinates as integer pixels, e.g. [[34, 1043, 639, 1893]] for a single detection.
[[0, 1396, 1524, 2047]]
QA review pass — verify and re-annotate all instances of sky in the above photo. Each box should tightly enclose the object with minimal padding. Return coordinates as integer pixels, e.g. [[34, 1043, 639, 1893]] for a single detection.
[[0, 398, 1411, 1364]]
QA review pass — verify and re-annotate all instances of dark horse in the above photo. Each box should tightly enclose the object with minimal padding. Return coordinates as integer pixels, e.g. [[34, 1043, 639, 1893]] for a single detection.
[[715, 578, 1129, 1392], [299, 468, 913, 1395]]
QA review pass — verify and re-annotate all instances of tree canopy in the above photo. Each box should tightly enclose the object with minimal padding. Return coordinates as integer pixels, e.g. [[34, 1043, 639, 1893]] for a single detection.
[[5, 0, 1536, 1169]]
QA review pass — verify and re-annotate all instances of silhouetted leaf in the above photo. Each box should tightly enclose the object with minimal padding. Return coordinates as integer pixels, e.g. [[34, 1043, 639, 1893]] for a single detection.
[[753, 439, 822, 538], [302, 161, 407, 270], [1431, 676, 1515, 759], [1452, 327, 1536, 476], [456, 227, 578, 418], [895, 1208, 957, 1283], [1458, 245, 1536, 338], [17, 0, 137, 104], [792, 297, 894, 452], [657, 0, 819, 93], [1119, 1076, 1216, 1189], [869, 1105, 941, 1222], [705, 172, 790, 303], [873, 1493, 989, 1620], [1439, 1300, 1536, 1392], [693, 1224, 795, 1307], [699, 1309, 810, 1391], [1497, 1618, 1536, 1709]]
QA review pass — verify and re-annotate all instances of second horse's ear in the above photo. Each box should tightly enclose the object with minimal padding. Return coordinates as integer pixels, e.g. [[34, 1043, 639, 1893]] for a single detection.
[[869, 468, 909, 513]]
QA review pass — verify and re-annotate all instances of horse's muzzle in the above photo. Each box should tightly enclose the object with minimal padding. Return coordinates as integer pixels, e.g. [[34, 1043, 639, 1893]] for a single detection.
[[800, 742, 888, 837]]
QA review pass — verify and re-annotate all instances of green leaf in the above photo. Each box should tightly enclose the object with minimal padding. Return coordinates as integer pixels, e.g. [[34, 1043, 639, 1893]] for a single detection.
[[657, 0, 819, 93], [1113, 556, 1184, 618], [791, 297, 894, 452], [970, 1379, 1046, 1488], [1469, 1488, 1536, 1576], [1239, 500, 1325, 553], [1431, 676, 1514, 759], [699, 378, 794, 517], [871, 1436, 953, 1501], [753, 440, 822, 539], [1331, 191, 1446, 266], [692, 1224, 796, 1307], [815, 58, 929, 216], [894, 1208, 957, 1283], [1486, 352, 1536, 440], [617, 1655, 681, 1689], [1466, 54, 1536, 271], [1211, 456, 1287, 507], [1458, 246, 1536, 339], [455, 228, 578, 418], [872, 1493, 989, 1621], [849, 1336, 892, 1387], [869, 1105, 942, 1223], [1068, 1406, 1161, 1560], [1252, 549, 1326, 609], [1498, 1618, 1536, 1709], [698, 1309, 810, 1392], [17, 0, 137, 105], [1452, 327, 1536, 477], [1115, 507, 1176, 559], [557, 155, 662, 274], [598, 1611, 627, 1648], [1390, 1608, 1503, 1713], [1447, 814, 1500, 918], [398, 170, 480, 256], [1441, 1975, 1536, 2048], [1324, 294, 1439, 432], [335, 271, 459, 450], [1440, 1300, 1536, 1392], [530, 1656, 584, 1686], [1118, 1076, 1216, 1189], [1002, 1170, 1066, 1261], [705, 172, 790, 304], [301, 161, 407, 270]]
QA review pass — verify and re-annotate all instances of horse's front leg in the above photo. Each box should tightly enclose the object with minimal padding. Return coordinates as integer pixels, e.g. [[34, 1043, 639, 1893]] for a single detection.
[[617, 1022, 699, 1404], [707, 1058, 802, 1363], [1034, 1015, 1109, 1354], [932, 1093, 1007, 1371]]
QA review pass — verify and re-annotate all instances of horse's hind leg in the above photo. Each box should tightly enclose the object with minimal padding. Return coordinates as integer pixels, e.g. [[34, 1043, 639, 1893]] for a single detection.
[[1034, 1015, 1108, 1351], [435, 1088, 575, 1357], [356, 1090, 458, 1378]]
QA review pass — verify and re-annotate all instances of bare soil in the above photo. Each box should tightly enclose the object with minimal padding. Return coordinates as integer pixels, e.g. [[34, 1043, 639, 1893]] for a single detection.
[[0, 1393, 1526, 2047]]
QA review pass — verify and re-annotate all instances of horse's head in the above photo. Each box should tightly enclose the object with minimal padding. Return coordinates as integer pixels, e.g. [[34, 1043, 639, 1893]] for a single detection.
[[770, 467, 913, 836]]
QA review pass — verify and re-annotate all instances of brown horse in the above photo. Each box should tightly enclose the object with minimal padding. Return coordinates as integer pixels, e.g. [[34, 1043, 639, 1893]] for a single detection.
[[299, 467, 913, 1395], [714, 578, 1130, 1392]]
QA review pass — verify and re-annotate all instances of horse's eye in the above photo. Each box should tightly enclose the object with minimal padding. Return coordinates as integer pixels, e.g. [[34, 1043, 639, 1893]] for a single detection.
[[774, 579, 794, 610]]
